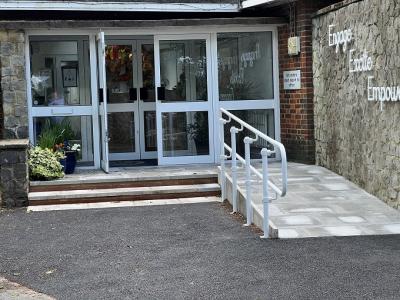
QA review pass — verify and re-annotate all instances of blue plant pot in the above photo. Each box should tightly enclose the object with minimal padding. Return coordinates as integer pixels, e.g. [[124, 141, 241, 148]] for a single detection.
[[60, 151, 77, 174]]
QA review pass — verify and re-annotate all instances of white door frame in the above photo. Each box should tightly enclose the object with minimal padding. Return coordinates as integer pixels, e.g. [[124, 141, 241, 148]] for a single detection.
[[154, 33, 215, 165], [25, 34, 101, 169], [26, 24, 281, 168], [97, 32, 110, 172], [104, 39, 140, 161], [137, 39, 157, 160]]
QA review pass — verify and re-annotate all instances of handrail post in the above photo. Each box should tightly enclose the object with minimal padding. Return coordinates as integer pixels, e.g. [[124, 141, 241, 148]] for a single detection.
[[219, 116, 227, 202], [244, 136, 254, 226], [261, 148, 270, 239], [230, 127, 238, 213]]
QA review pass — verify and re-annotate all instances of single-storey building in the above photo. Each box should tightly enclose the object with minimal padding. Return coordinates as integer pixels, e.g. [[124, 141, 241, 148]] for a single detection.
[[0, 0, 399, 210]]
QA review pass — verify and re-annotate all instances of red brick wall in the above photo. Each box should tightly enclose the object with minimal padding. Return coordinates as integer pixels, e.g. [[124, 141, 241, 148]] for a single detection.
[[278, 0, 337, 163]]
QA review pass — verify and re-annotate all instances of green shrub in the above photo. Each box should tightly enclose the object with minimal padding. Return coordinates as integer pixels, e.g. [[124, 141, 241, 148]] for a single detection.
[[28, 147, 65, 181], [37, 119, 75, 150]]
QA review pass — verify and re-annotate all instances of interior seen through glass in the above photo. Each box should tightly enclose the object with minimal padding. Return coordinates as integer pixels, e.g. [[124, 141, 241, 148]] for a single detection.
[[108, 112, 135, 153], [30, 39, 91, 106], [224, 110, 275, 159], [162, 111, 209, 157], [159, 40, 207, 102], [217, 32, 274, 101], [29, 33, 276, 166], [33, 116, 94, 165], [105, 41, 157, 158]]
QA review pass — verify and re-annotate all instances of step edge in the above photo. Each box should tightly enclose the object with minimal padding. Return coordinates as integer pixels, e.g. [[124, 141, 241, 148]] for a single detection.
[[30, 173, 219, 187], [28, 184, 221, 200]]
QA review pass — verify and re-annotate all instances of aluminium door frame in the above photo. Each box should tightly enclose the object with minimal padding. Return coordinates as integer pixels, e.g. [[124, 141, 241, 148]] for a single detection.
[[154, 33, 215, 165], [25, 33, 101, 169], [136, 39, 158, 160], [26, 24, 281, 168], [104, 39, 141, 161]]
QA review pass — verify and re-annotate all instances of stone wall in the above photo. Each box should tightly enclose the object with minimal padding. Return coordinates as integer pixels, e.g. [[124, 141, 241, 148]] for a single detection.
[[313, 0, 400, 208], [0, 29, 28, 139], [0, 139, 29, 208]]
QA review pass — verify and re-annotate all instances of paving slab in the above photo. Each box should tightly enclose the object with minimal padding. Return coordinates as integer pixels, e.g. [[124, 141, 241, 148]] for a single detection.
[[225, 162, 400, 238], [0, 277, 54, 300]]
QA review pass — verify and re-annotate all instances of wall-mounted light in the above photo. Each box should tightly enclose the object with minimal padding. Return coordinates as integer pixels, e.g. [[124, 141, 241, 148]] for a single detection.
[[288, 36, 301, 56]]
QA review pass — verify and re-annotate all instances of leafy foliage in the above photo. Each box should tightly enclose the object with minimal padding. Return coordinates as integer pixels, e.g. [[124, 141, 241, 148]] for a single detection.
[[37, 119, 75, 150], [28, 147, 65, 181]]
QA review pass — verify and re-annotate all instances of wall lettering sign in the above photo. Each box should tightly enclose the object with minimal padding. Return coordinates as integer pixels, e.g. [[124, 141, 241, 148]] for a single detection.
[[328, 25, 353, 53], [328, 24, 399, 110], [283, 70, 301, 90]]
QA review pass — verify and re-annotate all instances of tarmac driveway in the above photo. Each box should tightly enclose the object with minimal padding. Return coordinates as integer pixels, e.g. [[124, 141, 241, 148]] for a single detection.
[[0, 202, 399, 300]]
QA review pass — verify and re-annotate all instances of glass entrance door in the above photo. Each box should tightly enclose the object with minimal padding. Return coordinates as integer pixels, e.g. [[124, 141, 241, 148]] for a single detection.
[[155, 34, 214, 165], [105, 39, 157, 162]]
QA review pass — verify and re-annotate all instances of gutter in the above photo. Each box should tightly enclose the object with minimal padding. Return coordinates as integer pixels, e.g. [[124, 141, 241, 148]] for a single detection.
[[241, 0, 292, 9], [0, 1, 239, 13]]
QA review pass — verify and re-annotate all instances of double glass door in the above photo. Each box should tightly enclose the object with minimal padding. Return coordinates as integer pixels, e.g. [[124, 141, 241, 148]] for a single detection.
[[104, 39, 157, 162], [97, 34, 214, 171]]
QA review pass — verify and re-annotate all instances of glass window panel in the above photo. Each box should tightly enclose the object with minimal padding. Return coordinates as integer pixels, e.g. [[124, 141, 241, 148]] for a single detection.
[[30, 37, 91, 106], [33, 116, 94, 166], [108, 112, 135, 153], [144, 111, 157, 152], [105, 45, 134, 104], [159, 40, 207, 102], [217, 32, 274, 101], [141, 44, 155, 102], [224, 110, 275, 159], [162, 111, 209, 157]]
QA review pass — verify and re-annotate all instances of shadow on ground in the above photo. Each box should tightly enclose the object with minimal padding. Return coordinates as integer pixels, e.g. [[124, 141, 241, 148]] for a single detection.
[[0, 203, 399, 300]]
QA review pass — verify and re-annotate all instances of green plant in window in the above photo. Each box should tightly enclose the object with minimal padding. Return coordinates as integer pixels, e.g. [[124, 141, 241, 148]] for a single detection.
[[28, 146, 65, 181], [37, 119, 75, 150]]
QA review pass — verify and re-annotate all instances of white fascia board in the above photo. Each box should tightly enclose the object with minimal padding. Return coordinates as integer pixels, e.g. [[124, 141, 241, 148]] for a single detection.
[[241, 0, 278, 9], [0, 1, 239, 12]]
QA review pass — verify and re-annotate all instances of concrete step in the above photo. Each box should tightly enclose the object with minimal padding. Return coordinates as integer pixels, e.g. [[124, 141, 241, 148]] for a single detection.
[[30, 174, 218, 192], [28, 197, 222, 212], [28, 183, 221, 205]]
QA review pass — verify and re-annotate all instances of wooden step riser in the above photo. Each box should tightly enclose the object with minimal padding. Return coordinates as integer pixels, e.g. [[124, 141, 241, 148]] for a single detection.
[[29, 190, 221, 206], [30, 177, 218, 193]]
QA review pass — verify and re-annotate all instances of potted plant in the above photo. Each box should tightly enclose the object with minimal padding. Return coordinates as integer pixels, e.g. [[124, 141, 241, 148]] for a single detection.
[[55, 141, 81, 174], [36, 119, 79, 174], [28, 146, 64, 181]]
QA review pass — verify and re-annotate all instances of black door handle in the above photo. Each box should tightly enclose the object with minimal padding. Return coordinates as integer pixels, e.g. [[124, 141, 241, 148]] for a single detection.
[[140, 87, 148, 101], [129, 88, 137, 102], [99, 88, 110, 103], [157, 87, 165, 101]]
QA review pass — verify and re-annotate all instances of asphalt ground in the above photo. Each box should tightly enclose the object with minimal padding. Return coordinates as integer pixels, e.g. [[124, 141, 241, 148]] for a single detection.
[[0, 202, 399, 300]]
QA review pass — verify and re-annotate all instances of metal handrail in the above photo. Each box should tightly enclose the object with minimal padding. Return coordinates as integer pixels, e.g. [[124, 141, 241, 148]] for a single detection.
[[219, 108, 288, 238]]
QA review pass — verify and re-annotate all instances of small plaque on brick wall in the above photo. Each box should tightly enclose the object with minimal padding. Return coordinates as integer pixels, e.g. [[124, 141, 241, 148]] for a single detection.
[[283, 70, 301, 90]]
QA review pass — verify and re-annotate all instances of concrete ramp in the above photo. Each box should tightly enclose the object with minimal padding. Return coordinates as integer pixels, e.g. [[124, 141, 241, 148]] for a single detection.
[[222, 162, 400, 239]]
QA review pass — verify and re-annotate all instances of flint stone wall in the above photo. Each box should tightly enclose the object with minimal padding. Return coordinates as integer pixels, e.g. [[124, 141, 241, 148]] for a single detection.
[[313, 0, 400, 209], [0, 139, 29, 208], [0, 29, 28, 139]]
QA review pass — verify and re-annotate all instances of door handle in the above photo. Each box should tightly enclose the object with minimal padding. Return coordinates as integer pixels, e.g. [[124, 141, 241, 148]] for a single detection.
[[99, 88, 110, 103], [157, 87, 165, 101], [129, 88, 137, 102], [140, 87, 148, 101]]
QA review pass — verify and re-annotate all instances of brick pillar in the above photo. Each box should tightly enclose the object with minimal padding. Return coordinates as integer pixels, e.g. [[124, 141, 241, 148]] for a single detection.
[[0, 139, 29, 208], [278, 0, 323, 164]]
